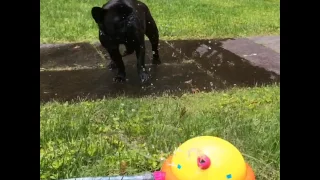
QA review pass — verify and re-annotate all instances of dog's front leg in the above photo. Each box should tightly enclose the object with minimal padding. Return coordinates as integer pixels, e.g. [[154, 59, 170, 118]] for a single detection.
[[107, 48, 126, 82], [135, 40, 149, 83], [100, 38, 118, 71]]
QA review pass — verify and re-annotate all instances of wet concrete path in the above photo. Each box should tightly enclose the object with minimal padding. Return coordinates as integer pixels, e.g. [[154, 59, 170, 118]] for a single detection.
[[40, 37, 280, 102]]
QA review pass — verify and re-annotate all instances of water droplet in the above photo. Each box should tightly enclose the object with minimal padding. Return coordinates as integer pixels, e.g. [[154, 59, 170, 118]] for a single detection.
[[243, 53, 257, 57], [184, 79, 192, 84], [208, 47, 211, 50]]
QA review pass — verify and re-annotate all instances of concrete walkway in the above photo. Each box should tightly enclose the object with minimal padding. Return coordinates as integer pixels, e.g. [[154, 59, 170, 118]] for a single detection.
[[40, 36, 280, 102]]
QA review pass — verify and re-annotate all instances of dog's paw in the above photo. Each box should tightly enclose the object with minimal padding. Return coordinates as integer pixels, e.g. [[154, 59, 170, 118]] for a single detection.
[[139, 71, 150, 83], [113, 73, 126, 82], [107, 61, 117, 71], [152, 57, 161, 65]]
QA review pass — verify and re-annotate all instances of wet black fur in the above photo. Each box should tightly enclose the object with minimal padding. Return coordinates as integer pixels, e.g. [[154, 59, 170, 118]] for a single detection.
[[91, 0, 161, 83]]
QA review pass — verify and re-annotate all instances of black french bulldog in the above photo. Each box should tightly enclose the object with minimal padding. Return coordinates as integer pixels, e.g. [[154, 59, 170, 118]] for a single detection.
[[91, 0, 161, 83]]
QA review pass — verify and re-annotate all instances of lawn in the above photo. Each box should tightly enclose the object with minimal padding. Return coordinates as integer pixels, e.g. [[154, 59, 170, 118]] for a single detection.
[[40, 0, 280, 43], [40, 85, 280, 180], [40, 0, 280, 179]]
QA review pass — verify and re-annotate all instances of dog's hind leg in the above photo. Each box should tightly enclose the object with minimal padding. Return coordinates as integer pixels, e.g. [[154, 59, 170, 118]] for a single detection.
[[145, 9, 161, 65]]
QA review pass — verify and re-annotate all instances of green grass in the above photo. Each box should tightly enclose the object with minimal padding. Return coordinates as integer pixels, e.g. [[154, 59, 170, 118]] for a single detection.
[[40, 0, 280, 43], [40, 85, 280, 180]]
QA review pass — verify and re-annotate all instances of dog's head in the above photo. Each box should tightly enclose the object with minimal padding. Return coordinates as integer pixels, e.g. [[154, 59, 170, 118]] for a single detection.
[[91, 6, 133, 36]]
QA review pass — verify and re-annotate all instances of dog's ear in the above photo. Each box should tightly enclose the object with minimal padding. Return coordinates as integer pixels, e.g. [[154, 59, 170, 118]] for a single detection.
[[91, 7, 105, 23]]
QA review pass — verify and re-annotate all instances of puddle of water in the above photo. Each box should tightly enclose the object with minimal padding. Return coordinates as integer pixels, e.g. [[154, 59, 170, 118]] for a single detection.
[[40, 39, 279, 102], [40, 64, 221, 102]]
